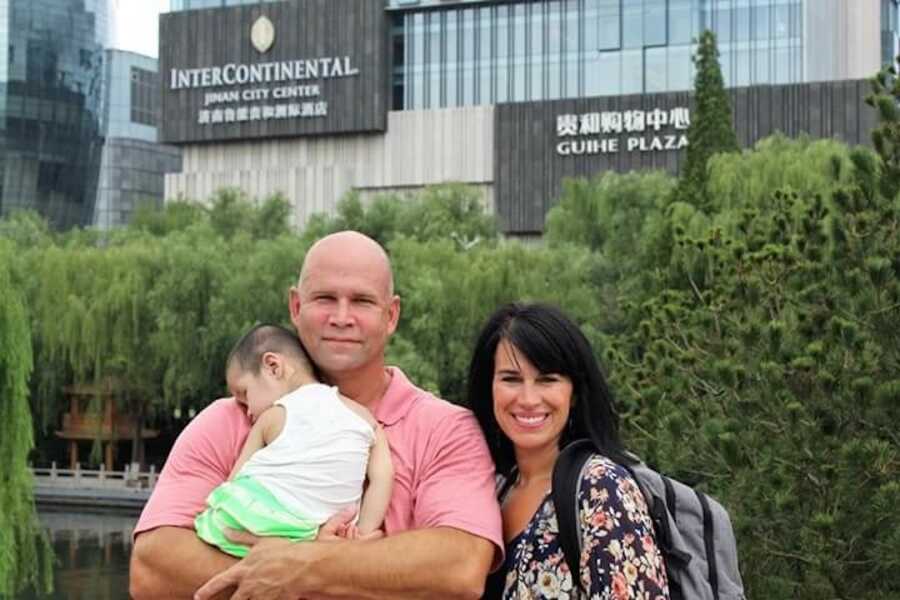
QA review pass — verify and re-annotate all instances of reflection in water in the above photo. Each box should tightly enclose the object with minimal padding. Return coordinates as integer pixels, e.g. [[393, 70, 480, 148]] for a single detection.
[[21, 509, 136, 600]]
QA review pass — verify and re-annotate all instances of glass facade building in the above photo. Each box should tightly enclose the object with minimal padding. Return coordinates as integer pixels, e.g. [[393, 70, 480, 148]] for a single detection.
[[169, 0, 281, 10], [0, 0, 108, 228], [390, 0, 806, 110], [168, 1, 900, 111], [883, 0, 900, 66], [93, 50, 182, 230]]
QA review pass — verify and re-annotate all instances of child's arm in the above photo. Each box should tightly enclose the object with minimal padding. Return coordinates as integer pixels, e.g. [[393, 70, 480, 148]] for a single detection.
[[227, 406, 286, 480], [356, 425, 393, 535]]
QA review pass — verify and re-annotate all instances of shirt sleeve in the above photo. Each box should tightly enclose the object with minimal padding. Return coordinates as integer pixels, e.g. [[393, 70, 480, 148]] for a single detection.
[[577, 455, 671, 598], [133, 398, 250, 538], [412, 409, 504, 559]]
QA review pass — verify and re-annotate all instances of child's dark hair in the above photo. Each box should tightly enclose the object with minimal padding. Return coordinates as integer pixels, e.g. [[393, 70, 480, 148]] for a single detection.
[[227, 323, 313, 375]]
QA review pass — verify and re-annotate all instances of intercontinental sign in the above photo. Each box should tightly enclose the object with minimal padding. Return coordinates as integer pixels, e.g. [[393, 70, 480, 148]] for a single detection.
[[159, 0, 388, 144], [169, 56, 361, 126], [169, 57, 360, 91]]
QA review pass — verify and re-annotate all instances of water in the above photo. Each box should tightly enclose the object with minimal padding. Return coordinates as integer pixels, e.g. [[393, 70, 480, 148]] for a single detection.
[[20, 508, 136, 600]]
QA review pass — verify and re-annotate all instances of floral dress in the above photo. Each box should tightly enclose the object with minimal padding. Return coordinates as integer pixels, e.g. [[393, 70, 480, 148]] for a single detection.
[[487, 454, 670, 600]]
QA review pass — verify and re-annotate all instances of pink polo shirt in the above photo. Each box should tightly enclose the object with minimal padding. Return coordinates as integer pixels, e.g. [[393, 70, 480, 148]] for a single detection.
[[134, 367, 503, 558]]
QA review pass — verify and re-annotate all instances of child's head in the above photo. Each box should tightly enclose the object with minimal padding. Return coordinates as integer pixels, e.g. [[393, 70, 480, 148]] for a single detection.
[[226, 324, 316, 422]]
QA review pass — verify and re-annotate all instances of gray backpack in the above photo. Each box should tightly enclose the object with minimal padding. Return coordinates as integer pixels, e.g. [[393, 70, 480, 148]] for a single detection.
[[552, 440, 746, 600]]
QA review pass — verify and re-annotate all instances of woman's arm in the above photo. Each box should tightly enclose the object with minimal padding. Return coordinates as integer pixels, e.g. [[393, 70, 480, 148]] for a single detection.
[[578, 455, 670, 597]]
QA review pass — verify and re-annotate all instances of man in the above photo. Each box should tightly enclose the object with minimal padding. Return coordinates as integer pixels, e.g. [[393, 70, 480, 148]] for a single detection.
[[129, 231, 502, 599]]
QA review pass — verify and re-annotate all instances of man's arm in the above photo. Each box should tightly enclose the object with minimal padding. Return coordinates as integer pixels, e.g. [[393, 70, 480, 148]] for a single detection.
[[128, 398, 251, 599], [130, 527, 238, 600], [197, 406, 501, 600], [196, 526, 494, 600]]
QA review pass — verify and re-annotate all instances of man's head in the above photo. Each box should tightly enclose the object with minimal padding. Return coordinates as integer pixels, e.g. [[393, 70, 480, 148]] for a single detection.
[[289, 231, 400, 383], [226, 323, 315, 422]]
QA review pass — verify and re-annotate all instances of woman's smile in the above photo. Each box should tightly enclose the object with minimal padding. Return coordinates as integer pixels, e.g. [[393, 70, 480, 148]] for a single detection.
[[492, 339, 573, 453]]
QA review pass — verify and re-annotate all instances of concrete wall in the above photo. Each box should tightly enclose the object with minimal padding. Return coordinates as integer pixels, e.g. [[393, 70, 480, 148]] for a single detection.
[[166, 105, 494, 227]]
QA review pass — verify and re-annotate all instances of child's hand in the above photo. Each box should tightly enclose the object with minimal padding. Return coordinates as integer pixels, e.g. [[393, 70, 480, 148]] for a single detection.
[[341, 524, 360, 540], [339, 525, 384, 541], [316, 506, 357, 542]]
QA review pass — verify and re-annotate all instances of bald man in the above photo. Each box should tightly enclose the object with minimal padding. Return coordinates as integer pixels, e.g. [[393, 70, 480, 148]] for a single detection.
[[129, 231, 502, 600]]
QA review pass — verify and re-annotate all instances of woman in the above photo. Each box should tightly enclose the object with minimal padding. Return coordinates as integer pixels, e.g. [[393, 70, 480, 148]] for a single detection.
[[468, 303, 669, 599]]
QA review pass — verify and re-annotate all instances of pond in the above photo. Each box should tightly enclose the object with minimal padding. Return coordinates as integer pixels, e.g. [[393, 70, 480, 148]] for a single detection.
[[21, 508, 136, 600]]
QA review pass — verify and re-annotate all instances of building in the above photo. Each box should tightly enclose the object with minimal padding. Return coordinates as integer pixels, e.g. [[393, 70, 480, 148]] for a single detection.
[[0, 1, 181, 231], [0, 0, 108, 229], [162, 0, 895, 235], [93, 49, 181, 229]]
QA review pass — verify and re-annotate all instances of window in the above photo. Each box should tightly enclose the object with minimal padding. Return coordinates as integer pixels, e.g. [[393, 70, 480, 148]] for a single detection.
[[644, 0, 667, 46], [130, 67, 158, 127], [669, 0, 693, 45], [594, 0, 621, 51]]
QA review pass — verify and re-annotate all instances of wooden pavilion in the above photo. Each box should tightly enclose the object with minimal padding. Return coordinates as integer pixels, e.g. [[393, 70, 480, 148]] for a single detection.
[[55, 379, 158, 470]]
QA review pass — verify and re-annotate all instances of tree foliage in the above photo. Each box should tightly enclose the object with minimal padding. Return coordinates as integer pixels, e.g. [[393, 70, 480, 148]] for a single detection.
[[0, 241, 52, 597], [543, 73, 896, 598], [675, 30, 739, 209], [2, 77, 898, 596]]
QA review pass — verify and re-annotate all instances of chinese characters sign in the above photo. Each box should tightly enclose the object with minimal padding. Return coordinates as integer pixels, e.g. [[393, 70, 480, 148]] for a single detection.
[[555, 107, 690, 155], [159, 0, 387, 144]]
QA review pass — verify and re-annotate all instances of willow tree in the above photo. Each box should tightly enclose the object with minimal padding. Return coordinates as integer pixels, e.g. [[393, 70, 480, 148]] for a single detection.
[[29, 236, 169, 467], [0, 242, 51, 597]]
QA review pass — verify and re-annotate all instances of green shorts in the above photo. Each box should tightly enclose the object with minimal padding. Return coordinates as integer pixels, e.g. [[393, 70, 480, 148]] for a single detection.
[[195, 475, 320, 557]]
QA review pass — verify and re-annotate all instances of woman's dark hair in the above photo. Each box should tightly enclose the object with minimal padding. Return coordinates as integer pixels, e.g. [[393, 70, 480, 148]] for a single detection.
[[466, 303, 628, 475]]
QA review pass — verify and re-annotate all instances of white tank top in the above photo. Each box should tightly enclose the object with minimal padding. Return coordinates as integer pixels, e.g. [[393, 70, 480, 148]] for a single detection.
[[238, 383, 375, 523]]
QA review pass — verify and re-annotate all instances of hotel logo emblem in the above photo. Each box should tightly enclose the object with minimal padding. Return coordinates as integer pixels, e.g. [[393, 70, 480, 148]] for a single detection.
[[251, 16, 275, 54]]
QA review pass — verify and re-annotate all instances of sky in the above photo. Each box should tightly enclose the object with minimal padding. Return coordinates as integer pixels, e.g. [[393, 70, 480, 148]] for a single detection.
[[109, 0, 170, 59]]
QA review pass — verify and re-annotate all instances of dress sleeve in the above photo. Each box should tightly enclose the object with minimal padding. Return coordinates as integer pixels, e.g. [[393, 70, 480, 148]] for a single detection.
[[133, 398, 251, 538], [576, 455, 670, 599]]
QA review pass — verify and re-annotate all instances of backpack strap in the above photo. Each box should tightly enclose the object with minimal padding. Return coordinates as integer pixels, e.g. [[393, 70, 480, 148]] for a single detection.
[[551, 440, 595, 594], [497, 467, 518, 502], [696, 490, 720, 600], [663, 476, 678, 524]]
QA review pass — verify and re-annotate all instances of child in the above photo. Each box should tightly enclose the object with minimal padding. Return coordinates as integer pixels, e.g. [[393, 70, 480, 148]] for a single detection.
[[195, 323, 393, 557]]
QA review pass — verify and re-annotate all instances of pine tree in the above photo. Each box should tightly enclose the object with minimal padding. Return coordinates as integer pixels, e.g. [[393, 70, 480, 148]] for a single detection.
[[676, 30, 739, 209]]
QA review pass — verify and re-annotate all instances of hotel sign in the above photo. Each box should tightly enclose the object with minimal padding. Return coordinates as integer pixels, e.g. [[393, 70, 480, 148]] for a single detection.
[[555, 107, 690, 156], [159, 1, 388, 144]]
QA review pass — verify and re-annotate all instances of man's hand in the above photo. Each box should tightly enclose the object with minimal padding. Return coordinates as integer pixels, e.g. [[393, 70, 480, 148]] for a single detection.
[[194, 536, 302, 600]]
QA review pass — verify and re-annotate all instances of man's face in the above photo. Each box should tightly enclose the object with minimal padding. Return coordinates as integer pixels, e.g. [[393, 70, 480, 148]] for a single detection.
[[290, 244, 399, 379]]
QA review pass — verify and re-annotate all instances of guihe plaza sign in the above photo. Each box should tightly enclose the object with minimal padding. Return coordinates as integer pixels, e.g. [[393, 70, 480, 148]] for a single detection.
[[159, 1, 388, 144]]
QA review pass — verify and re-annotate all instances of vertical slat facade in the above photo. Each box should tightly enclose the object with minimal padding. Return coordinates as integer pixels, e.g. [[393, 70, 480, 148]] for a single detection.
[[494, 79, 877, 234]]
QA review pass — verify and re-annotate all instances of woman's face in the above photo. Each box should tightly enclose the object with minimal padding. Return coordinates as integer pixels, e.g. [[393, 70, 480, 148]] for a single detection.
[[492, 339, 573, 456]]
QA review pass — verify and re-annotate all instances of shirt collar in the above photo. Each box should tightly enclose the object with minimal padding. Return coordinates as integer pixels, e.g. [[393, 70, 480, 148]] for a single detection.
[[373, 366, 420, 426]]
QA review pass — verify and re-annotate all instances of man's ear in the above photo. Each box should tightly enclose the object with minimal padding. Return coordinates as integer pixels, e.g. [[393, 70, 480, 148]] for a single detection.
[[288, 286, 302, 329], [386, 294, 401, 336]]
